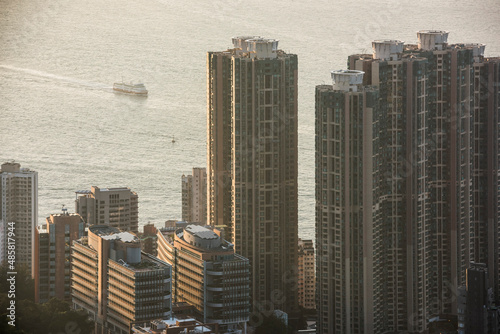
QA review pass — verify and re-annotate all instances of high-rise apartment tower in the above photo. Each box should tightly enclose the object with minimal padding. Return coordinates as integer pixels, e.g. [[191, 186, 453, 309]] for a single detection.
[[315, 70, 380, 333], [207, 37, 299, 314], [316, 31, 500, 333], [181, 167, 207, 224], [0, 162, 38, 276], [298, 238, 316, 310], [34, 211, 85, 303], [75, 186, 138, 233]]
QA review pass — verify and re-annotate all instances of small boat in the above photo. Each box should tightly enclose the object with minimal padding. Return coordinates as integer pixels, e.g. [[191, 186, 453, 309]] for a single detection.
[[172, 136, 176, 143], [113, 81, 148, 95]]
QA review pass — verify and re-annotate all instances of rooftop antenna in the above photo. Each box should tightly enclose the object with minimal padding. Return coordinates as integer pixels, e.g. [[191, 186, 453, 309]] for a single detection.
[[62, 204, 68, 215]]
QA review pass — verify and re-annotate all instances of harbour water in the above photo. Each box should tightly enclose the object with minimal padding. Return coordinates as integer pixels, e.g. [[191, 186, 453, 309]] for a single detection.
[[1, 0, 499, 241]]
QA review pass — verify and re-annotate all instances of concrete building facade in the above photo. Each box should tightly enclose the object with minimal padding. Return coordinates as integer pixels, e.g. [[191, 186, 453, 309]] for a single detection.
[[75, 186, 138, 233], [0, 162, 38, 275], [156, 225, 250, 331], [457, 263, 500, 333], [207, 36, 299, 314], [34, 212, 85, 303], [315, 70, 380, 333], [315, 31, 500, 333], [181, 167, 207, 224], [139, 223, 158, 256], [298, 239, 315, 310], [471, 56, 500, 303], [71, 225, 172, 334]]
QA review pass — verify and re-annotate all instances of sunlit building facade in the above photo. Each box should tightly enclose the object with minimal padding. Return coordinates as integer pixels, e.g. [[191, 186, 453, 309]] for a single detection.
[[315, 70, 380, 333], [207, 36, 299, 314], [316, 31, 500, 333], [157, 225, 250, 331], [0, 162, 38, 276], [181, 167, 207, 224], [34, 212, 85, 303], [71, 225, 172, 334], [75, 186, 138, 233], [298, 239, 315, 310]]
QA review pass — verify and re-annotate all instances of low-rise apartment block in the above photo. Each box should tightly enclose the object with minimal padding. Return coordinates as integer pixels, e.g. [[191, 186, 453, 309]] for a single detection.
[[72, 225, 172, 334], [157, 225, 250, 332]]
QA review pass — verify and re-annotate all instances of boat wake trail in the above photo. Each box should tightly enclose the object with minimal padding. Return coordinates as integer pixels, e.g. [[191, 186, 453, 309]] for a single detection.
[[0, 64, 111, 90]]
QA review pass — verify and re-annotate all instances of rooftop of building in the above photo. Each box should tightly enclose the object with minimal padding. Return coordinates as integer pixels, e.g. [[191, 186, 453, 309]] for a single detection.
[[116, 253, 170, 272], [175, 225, 235, 252], [89, 225, 138, 243], [160, 221, 204, 234], [102, 231, 137, 242], [417, 29, 449, 34], [159, 225, 243, 257], [210, 36, 295, 60], [75, 186, 136, 195], [184, 225, 219, 240], [75, 190, 91, 194], [49, 212, 82, 219], [373, 39, 404, 44], [93, 186, 132, 192], [51, 211, 79, 216], [132, 317, 213, 333], [216, 48, 291, 58], [315, 83, 378, 93], [74, 235, 168, 272], [349, 31, 492, 63], [1, 162, 36, 174]]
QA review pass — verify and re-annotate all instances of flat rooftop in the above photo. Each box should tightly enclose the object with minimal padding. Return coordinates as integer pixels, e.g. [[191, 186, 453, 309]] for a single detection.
[[101, 231, 137, 242], [185, 225, 219, 240], [134, 317, 212, 333], [120, 254, 169, 272], [75, 190, 92, 194], [174, 226, 238, 254], [96, 187, 131, 192], [90, 225, 138, 243], [76, 187, 133, 194]]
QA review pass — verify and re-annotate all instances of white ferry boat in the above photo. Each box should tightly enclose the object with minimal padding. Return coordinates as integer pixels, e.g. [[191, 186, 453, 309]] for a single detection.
[[113, 81, 148, 95]]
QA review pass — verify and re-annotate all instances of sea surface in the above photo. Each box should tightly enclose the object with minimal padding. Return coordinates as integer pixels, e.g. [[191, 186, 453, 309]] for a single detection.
[[1, 0, 499, 241]]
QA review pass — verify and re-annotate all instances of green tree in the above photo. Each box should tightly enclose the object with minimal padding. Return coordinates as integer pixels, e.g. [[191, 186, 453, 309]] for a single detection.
[[41, 298, 93, 334], [0, 314, 26, 333], [0, 264, 34, 302], [15, 298, 93, 334], [0, 262, 93, 334], [0, 263, 34, 333], [16, 299, 41, 333], [255, 314, 294, 334]]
